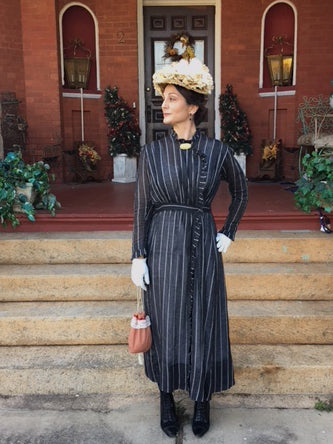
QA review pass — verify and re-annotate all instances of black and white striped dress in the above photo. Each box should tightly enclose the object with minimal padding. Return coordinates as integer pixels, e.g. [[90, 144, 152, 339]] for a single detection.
[[132, 129, 248, 401]]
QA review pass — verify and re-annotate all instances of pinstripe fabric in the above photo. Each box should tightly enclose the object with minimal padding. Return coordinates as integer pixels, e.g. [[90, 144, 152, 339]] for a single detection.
[[131, 130, 248, 401]]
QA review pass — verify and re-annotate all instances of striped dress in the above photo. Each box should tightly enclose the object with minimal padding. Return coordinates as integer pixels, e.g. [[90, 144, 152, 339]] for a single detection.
[[132, 129, 248, 401]]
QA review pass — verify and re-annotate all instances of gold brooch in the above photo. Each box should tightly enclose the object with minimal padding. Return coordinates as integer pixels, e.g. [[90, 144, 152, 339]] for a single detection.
[[179, 142, 192, 150]]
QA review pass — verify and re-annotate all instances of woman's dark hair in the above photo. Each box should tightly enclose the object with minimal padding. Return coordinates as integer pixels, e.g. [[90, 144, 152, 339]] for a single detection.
[[174, 85, 208, 126]]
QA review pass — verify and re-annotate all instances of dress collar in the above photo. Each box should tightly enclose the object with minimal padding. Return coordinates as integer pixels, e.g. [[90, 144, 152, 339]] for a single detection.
[[169, 128, 201, 143]]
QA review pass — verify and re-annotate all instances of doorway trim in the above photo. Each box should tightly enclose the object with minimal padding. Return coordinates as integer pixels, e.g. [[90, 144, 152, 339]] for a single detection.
[[137, 0, 221, 143]]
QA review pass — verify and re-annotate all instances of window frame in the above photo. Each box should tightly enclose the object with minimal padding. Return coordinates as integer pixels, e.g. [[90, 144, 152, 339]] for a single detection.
[[259, 0, 297, 92], [59, 2, 100, 92]]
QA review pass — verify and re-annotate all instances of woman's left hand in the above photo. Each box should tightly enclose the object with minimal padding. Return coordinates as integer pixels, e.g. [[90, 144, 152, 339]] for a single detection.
[[216, 233, 232, 254]]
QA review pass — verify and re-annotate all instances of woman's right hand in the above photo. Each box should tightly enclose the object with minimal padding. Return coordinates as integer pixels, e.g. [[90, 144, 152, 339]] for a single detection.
[[216, 233, 232, 254], [131, 258, 150, 291]]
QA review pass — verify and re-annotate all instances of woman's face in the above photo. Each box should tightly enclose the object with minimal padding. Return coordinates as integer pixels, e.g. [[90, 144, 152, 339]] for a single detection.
[[161, 85, 197, 127]]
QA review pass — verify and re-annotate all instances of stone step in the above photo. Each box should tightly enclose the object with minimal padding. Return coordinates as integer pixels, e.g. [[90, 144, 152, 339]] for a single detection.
[[0, 263, 332, 302], [226, 263, 333, 300], [0, 300, 332, 346], [0, 264, 134, 302], [0, 344, 331, 397], [0, 231, 332, 265]]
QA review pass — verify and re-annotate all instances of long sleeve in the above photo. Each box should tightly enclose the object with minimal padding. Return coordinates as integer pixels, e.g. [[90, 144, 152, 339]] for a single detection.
[[219, 147, 248, 240], [131, 146, 152, 260]]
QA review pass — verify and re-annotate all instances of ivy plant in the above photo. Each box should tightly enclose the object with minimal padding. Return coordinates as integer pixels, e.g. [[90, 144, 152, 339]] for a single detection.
[[294, 150, 333, 214], [0, 151, 61, 228]]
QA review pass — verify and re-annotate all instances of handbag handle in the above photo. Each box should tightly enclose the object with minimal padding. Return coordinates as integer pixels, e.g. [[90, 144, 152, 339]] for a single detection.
[[137, 287, 143, 313]]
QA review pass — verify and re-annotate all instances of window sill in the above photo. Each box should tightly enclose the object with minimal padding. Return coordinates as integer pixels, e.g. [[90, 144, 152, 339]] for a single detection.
[[62, 89, 102, 99], [258, 86, 296, 98]]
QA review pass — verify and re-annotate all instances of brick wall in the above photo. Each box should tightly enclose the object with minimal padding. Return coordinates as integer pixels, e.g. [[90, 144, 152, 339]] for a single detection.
[[296, 0, 333, 97], [20, 0, 63, 180], [220, 0, 333, 179], [57, 0, 139, 181], [0, 0, 25, 115]]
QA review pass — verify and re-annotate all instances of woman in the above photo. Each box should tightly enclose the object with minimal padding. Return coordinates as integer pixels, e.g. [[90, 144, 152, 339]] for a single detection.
[[131, 34, 248, 438]]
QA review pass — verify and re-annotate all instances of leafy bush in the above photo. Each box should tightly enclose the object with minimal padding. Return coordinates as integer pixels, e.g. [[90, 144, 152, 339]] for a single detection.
[[219, 84, 252, 155], [0, 151, 61, 228], [104, 86, 141, 157], [294, 150, 333, 214]]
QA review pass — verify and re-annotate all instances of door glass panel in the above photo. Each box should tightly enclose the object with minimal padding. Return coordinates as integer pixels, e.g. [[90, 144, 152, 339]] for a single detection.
[[154, 41, 170, 72], [194, 40, 204, 63]]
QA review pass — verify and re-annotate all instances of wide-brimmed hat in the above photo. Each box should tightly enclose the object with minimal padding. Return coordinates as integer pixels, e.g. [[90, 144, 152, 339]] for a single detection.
[[152, 33, 214, 96]]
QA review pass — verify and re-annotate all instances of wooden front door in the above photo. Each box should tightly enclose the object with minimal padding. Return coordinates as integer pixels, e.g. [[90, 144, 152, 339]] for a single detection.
[[143, 6, 215, 144]]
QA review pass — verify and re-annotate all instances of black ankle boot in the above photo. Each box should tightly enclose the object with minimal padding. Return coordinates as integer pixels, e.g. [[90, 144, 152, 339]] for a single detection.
[[192, 400, 210, 437], [160, 390, 179, 437]]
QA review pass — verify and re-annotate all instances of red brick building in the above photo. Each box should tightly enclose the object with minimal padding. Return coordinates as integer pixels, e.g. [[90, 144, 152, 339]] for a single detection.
[[0, 0, 332, 182]]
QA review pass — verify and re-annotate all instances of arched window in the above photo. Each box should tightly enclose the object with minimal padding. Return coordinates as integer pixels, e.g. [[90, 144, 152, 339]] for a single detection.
[[260, 1, 297, 89], [59, 3, 100, 91]]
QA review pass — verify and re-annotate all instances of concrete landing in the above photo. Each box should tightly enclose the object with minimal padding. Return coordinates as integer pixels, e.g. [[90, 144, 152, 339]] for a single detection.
[[0, 404, 331, 444]]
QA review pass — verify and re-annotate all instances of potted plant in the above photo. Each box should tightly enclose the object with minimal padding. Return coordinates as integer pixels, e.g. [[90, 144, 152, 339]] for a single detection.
[[294, 150, 333, 233], [219, 84, 252, 175], [0, 150, 61, 228], [258, 139, 282, 180], [104, 86, 141, 183], [71, 142, 102, 183], [78, 143, 101, 172]]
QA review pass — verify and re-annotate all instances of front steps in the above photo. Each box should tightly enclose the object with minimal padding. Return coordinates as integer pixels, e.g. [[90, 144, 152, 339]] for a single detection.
[[0, 231, 332, 408]]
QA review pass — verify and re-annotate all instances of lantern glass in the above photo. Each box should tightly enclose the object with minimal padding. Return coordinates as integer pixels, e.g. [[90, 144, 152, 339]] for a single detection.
[[282, 56, 293, 86], [267, 54, 293, 87], [267, 55, 282, 86], [64, 58, 91, 89]]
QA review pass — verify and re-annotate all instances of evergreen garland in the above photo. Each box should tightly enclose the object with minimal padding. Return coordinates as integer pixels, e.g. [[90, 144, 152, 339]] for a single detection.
[[104, 86, 141, 157], [219, 84, 252, 155]]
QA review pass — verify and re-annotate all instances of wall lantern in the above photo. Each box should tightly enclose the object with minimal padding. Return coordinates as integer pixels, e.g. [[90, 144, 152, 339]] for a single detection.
[[265, 36, 293, 87], [64, 38, 91, 89], [266, 54, 293, 86]]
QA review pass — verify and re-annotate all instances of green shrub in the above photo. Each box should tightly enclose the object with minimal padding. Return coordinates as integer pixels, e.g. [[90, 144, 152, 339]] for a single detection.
[[0, 151, 61, 228], [294, 150, 333, 214]]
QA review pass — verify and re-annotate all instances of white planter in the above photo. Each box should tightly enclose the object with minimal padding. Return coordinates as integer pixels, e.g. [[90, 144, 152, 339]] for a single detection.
[[14, 183, 36, 213], [112, 153, 137, 183], [234, 153, 247, 177]]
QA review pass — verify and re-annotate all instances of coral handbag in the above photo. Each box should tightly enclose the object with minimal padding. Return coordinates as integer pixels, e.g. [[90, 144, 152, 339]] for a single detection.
[[128, 288, 152, 354]]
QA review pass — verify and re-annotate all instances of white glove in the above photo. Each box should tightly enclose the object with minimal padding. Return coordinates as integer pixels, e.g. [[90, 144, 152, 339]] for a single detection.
[[216, 233, 232, 254], [131, 258, 150, 291]]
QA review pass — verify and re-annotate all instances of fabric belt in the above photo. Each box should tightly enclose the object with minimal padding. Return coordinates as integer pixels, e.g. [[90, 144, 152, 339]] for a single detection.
[[154, 204, 211, 214]]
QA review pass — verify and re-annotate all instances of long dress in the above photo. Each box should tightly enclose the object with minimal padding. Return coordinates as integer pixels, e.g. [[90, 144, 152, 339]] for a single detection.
[[131, 129, 248, 401]]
